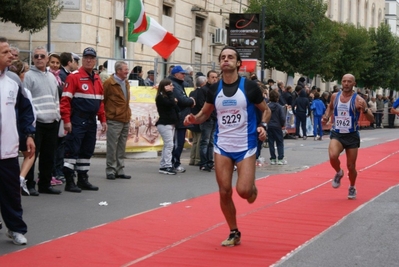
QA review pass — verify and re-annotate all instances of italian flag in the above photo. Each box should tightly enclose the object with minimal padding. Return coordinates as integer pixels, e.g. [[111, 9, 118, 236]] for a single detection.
[[126, 0, 180, 59]]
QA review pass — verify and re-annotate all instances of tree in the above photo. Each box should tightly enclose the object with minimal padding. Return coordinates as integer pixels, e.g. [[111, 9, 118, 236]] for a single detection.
[[331, 23, 374, 84], [360, 24, 399, 90], [0, 0, 63, 33], [246, 0, 329, 75]]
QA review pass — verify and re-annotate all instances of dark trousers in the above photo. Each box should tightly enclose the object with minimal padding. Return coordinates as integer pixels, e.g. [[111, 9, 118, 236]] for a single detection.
[[375, 111, 383, 127], [63, 116, 97, 175], [53, 136, 65, 177], [388, 113, 395, 128], [172, 128, 187, 168], [295, 112, 307, 137], [26, 121, 59, 189], [267, 127, 284, 160], [0, 158, 27, 234], [199, 120, 215, 167]]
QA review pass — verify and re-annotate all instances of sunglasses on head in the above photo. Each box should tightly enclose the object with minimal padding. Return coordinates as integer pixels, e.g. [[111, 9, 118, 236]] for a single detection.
[[34, 54, 46, 59]]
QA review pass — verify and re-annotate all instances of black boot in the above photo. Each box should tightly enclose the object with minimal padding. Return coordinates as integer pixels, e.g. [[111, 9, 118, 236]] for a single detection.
[[64, 172, 81, 193], [77, 173, 99, 191]]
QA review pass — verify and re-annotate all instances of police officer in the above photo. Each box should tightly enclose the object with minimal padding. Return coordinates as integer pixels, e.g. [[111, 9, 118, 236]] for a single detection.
[[60, 47, 107, 193]]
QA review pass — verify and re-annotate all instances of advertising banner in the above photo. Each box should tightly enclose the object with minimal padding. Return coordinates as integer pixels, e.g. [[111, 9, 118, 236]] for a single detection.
[[229, 13, 260, 59]]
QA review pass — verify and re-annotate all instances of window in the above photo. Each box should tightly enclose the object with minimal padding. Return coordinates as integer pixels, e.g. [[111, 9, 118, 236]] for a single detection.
[[195, 17, 204, 38], [163, 5, 172, 17], [194, 53, 202, 73]]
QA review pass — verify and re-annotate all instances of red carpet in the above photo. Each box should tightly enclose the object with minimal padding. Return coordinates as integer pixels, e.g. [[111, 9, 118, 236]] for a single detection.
[[1, 140, 399, 267]]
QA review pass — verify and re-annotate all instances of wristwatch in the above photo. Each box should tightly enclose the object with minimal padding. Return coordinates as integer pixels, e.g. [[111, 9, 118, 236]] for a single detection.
[[26, 133, 35, 139], [259, 122, 268, 130], [363, 108, 368, 114]]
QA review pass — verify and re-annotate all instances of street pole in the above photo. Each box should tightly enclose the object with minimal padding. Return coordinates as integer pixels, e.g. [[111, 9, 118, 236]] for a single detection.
[[260, 5, 265, 83], [47, 7, 51, 52]]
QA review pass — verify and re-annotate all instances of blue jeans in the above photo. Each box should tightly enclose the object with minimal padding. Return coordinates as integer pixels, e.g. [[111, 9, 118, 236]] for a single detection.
[[172, 128, 187, 168], [199, 120, 215, 167], [313, 115, 323, 137], [267, 127, 284, 160]]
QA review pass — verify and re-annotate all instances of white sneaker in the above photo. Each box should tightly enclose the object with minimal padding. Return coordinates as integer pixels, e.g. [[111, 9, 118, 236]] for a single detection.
[[174, 166, 186, 173], [278, 158, 287, 165], [20, 177, 30, 196], [6, 230, 27, 245]]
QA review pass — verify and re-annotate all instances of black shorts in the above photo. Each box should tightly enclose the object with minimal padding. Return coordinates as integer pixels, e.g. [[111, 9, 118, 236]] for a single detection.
[[330, 131, 360, 149]]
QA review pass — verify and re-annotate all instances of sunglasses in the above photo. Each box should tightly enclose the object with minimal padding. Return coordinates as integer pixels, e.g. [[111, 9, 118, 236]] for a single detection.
[[34, 54, 46, 59]]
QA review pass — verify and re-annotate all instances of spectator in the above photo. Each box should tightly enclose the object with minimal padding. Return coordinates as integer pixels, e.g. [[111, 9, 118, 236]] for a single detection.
[[8, 60, 36, 196], [197, 70, 218, 171], [387, 97, 395, 128], [267, 90, 287, 165], [267, 78, 275, 91], [188, 76, 207, 167], [0, 36, 35, 245], [10, 44, 20, 59], [144, 70, 155, 86], [103, 61, 132, 180], [368, 97, 377, 128], [168, 65, 175, 76], [155, 79, 179, 175], [129, 65, 145, 86], [375, 94, 384, 128], [184, 65, 194, 87], [61, 47, 107, 193], [276, 81, 288, 107], [292, 87, 311, 140], [71, 52, 80, 70], [195, 72, 204, 79], [311, 92, 326, 140], [283, 85, 293, 107], [24, 46, 62, 195], [99, 60, 109, 83], [59, 52, 75, 84], [168, 65, 195, 173]]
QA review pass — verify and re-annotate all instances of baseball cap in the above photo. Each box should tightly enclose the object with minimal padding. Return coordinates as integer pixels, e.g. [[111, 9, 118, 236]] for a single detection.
[[171, 65, 187, 75], [267, 79, 275, 84], [82, 47, 97, 57], [147, 70, 154, 75]]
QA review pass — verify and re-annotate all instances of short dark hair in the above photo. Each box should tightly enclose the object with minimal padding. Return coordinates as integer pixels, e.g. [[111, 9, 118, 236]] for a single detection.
[[60, 52, 72, 66], [218, 46, 242, 71], [133, 66, 142, 73], [103, 60, 108, 68], [269, 89, 279, 102]]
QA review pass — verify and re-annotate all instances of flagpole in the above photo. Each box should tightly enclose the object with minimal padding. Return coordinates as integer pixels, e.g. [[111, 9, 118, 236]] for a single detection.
[[123, 0, 127, 59]]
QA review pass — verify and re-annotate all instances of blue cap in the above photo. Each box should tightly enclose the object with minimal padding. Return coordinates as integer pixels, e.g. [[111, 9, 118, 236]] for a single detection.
[[171, 65, 187, 75], [82, 47, 97, 57]]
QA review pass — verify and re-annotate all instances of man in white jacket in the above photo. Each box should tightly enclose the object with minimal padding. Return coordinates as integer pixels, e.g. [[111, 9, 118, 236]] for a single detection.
[[0, 36, 35, 245]]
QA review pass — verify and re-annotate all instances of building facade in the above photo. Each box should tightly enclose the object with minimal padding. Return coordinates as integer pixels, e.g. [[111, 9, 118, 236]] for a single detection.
[[0, 0, 389, 87]]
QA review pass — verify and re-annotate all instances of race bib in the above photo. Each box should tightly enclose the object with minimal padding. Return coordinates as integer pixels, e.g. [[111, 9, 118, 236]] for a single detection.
[[335, 115, 351, 133]]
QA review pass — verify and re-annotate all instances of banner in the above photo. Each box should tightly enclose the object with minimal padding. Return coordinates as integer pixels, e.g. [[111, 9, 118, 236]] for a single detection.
[[229, 13, 260, 59]]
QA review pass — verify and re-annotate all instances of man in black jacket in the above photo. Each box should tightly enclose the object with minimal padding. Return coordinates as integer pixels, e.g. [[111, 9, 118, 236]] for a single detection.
[[168, 65, 195, 173]]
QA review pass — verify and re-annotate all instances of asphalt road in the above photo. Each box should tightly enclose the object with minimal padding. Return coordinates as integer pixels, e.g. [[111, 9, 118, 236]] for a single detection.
[[1, 127, 398, 267]]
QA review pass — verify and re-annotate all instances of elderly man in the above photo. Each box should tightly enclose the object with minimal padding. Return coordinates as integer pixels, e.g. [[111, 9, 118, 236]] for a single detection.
[[24, 46, 62, 196], [103, 61, 132, 180], [61, 47, 107, 193]]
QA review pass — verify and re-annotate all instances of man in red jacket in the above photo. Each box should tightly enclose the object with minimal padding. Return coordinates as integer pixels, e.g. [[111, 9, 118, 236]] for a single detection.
[[60, 47, 107, 193]]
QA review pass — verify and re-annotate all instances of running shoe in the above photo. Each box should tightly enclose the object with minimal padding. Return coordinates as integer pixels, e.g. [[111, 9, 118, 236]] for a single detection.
[[247, 184, 258, 204], [332, 169, 344, 188], [159, 167, 176, 175], [6, 230, 27, 245], [278, 158, 287, 165], [348, 186, 357, 200], [270, 159, 277, 165], [174, 166, 186, 173], [221, 230, 241, 247], [20, 177, 29, 196]]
